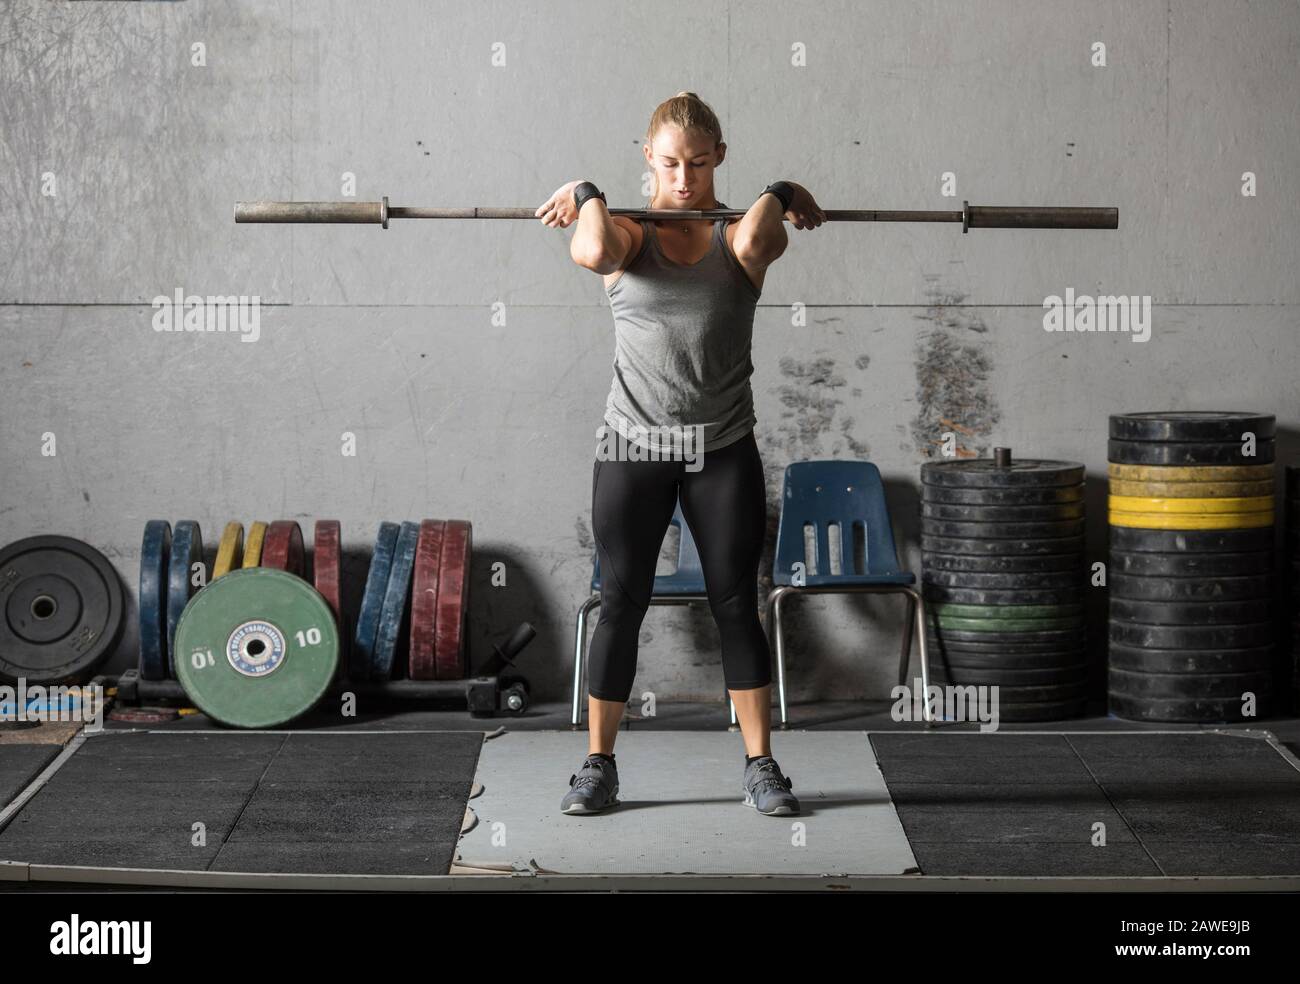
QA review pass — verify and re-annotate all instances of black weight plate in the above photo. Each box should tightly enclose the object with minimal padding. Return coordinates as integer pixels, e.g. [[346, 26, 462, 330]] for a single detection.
[[1108, 438, 1274, 466], [924, 585, 1085, 606], [935, 627, 1085, 646], [1108, 692, 1269, 723], [1108, 619, 1273, 649], [1108, 412, 1275, 443], [1109, 572, 1273, 602], [994, 699, 1086, 722], [1109, 667, 1271, 700], [1109, 526, 1274, 553], [932, 663, 1088, 687], [923, 552, 1082, 574], [922, 569, 1082, 590], [986, 680, 1088, 701], [1107, 642, 1274, 674], [138, 520, 170, 682], [922, 534, 1085, 557], [0, 535, 125, 684], [1109, 549, 1273, 577], [921, 518, 1085, 540], [921, 501, 1085, 522], [921, 459, 1085, 488], [1287, 465, 1299, 501], [922, 484, 1085, 506], [1109, 597, 1270, 625]]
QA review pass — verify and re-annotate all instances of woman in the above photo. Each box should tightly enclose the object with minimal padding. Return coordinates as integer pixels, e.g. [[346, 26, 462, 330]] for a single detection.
[[536, 92, 826, 816]]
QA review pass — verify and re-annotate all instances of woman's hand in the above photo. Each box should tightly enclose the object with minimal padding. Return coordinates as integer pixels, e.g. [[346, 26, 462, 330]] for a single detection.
[[535, 181, 584, 228], [785, 183, 827, 230]]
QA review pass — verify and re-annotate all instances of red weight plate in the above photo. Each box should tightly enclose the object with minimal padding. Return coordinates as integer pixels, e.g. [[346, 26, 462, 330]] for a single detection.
[[262, 521, 305, 575], [313, 520, 346, 680], [408, 520, 445, 680], [434, 520, 471, 679]]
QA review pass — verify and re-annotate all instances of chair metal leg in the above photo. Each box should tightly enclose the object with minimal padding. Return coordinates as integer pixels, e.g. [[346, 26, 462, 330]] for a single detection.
[[770, 587, 791, 728], [898, 593, 916, 687], [571, 595, 599, 728], [905, 587, 935, 727]]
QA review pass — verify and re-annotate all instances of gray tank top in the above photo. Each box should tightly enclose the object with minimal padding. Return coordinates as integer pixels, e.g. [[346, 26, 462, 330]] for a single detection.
[[603, 212, 761, 454]]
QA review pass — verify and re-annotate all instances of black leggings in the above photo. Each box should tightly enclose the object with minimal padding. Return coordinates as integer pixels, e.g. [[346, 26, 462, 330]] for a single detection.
[[588, 430, 771, 702]]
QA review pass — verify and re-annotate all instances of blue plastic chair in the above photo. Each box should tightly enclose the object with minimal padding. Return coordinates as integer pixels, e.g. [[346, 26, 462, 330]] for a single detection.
[[766, 460, 934, 726], [571, 499, 714, 726]]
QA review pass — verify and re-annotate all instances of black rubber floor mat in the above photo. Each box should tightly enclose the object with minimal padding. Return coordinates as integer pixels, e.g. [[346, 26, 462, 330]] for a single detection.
[[871, 732, 1300, 876], [0, 731, 481, 875], [0, 745, 61, 812]]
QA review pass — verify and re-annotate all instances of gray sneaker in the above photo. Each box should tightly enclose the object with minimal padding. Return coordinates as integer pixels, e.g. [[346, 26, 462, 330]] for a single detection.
[[743, 755, 800, 815], [560, 754, 620, 814]]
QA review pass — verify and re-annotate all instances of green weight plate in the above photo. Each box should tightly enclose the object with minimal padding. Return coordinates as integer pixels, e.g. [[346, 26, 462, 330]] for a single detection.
[[1108, 438, 1274, 466], [1107, 642, 1274, 674], [1109, 462, 1274, 483], [1108, 412, 1275, 443], [1108, 618, 1272, 649], [923, 552, 1081, 574], [922, 569, 1081, 590], [1109, 549, 1273, 577], [935, 614, 1085, 633], [924, 585, 1085, 606], [921, 484, 1085, 506], [930, 602, 1084, 619], [922, 534, 1085, 557], [1109, 597, 1270, 626], [921, 518, 1085, 540], [174, 567, 339, 729], [935, 647, 1087, 669], [1109, 572, 1272, 602], [920, 502, 1085, 522], [1108, 667, 1272, 700], [921, 459, 1085, 488], [1108, 525, 1273, 553], [1107, 692, 1271, 723], [936, 627, 1085, 646], [933, 663, 1088, 687]]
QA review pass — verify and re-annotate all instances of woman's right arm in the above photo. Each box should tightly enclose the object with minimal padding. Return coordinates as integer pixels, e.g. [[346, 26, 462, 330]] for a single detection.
[[536, 181, 633, 274]]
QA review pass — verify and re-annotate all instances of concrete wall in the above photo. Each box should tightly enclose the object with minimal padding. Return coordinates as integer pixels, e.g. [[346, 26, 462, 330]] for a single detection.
[[2, 0, 1297, 702]]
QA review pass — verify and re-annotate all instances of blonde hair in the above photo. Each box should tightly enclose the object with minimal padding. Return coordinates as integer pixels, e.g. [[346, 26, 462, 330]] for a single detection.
[[645, 91, 724, 203]]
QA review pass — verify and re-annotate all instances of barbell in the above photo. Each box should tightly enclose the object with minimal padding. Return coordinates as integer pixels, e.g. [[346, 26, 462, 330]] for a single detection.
[[234, 197, 1118, 233]]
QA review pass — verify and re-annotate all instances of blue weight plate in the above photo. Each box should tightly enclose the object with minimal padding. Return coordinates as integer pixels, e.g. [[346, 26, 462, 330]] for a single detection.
[[138, 520, 171, 680], [166, 521, 204, 678], [351, 522, 400, 680], [372, 521, 420, 681]]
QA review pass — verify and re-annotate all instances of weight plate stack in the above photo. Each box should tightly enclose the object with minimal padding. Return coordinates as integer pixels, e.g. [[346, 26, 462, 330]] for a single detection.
[[920, 451, 1087, 721], [1106, 412, 1277, 723], [1288, 465, 1300, 714]]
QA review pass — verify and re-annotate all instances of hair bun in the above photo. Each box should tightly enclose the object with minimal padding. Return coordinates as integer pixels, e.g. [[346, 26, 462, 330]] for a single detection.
[[676, 90, 698, 99]]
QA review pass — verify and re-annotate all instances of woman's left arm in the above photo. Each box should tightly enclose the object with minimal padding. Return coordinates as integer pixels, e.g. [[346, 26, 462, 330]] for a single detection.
[[733, 182, 826, 268]]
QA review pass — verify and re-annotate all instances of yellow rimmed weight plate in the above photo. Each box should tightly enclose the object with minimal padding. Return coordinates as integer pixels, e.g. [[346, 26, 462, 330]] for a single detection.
[[1107, 495, 1274, 514], [213, 522, 244, 579], [242, 521, 268, 567], [1107, 463, 1273, 482], [1108, 479, 1274, 498], [1108, 510, 1274, 529]]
